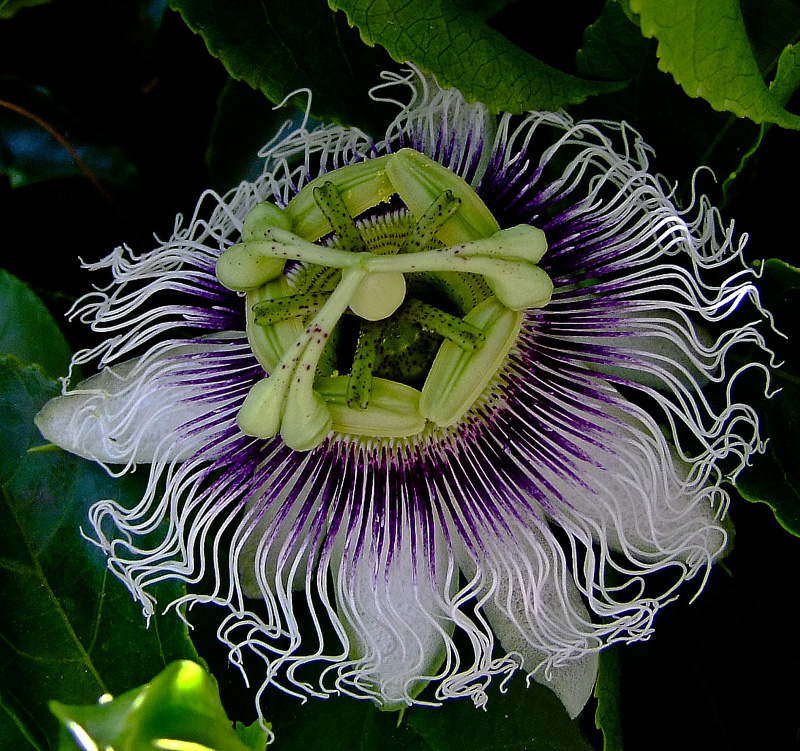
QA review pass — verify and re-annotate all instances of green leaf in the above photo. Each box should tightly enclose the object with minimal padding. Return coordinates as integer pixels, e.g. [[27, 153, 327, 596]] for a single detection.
[[735, 259, 800, 536], [577, 0, 762, 208], [0, 357, 198, 751], [0, 0, 51, 20], [50, 661, 265, 751], [330, 0, 623, 114], [0, 79, 140, 189], [259, 672, 594, 750], [168, 0, 396, 135], [236, 718, 271, 751], [723, 39, 800, 197], [594, 648, 623, 751], [629, 0, 800, 129], [0, 270, 71, 380]]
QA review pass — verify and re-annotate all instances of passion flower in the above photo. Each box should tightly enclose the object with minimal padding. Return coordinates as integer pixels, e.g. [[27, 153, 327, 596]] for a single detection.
[[35, 68, 771, 719]]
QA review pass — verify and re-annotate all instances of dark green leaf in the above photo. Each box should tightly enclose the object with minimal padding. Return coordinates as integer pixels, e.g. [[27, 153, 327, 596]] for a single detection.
[[207, 78, 312, 193], [594, 648, 623, 751], [260, 672, 594, 750], [577, 0, 762, 207], [0, 0, 51, 20], [723, 25, 800, 197], [0, 270, 71, 380], [0, 357, 198, 751], [330, 0, 623, 114], [168, 0, 397, 135], [629, 0, 800, 129], [735, 259, 800, 536], [50, 661, 265, 751], [0, 80, 140, 189]]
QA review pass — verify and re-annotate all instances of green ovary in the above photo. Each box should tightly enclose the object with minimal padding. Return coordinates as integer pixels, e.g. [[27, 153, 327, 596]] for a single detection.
[[215, 149, 553, 451]]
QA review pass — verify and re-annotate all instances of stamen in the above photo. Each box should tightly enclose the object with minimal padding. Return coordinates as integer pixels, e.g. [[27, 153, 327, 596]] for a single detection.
[[385, 148, 500, 244], [237, 267, 367, 451], [365, 225, 552, 310], [316, 376, 426, 438]]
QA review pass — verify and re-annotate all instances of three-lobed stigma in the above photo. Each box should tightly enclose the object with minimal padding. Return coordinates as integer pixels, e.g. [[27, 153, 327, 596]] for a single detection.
[[215, 149, 553, 451]]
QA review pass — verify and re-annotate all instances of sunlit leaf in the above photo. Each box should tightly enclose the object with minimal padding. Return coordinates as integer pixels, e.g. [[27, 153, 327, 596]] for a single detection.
[[0, 357, 198, 751], [330, 0, 623, 114], [629, 0, 800, 129], [0, 270, 71, 380], [735, 259, 800, 536], [168, 0, 396, 135], [724, 36, 800, 197], [50, 661, 266, 751], [577, 0, 761, 206]]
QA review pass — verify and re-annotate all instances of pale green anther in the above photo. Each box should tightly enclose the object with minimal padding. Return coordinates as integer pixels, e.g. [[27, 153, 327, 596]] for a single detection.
[[347, 321, 386, 409], [397, 190, 461, 254], [460, 224, 548, 264], [385, 149, 500, 244], [313, 181, 368, 253], [285, 155, 396, 241], [419, 298, 524, 427], [400, 298, 485, 350], [280, 377, 333, 452], [215, 243, 287, 292], [450, 256, 553, 310], [252, 291, 329, 326], [317, 376, 426, 438], [242, 202, 293, 240], [237, 371, 291, 439]]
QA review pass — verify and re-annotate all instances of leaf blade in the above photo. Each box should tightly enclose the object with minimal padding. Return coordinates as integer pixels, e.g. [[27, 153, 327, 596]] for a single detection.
[[630, 0, 800, 128], [331, 0, 623, 113], [0, 357, 198, 751]]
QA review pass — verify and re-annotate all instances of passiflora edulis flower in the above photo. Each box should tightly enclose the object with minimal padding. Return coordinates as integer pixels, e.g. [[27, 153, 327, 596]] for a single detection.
[[36, 69, 772, 720]]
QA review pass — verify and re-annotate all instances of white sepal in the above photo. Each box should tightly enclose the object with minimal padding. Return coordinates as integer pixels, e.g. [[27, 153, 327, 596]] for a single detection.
[[35, 335, 246, 465]]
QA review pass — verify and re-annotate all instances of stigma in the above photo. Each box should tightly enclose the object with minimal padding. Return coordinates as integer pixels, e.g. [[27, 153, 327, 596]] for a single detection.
[[214, 149, 552, 451]]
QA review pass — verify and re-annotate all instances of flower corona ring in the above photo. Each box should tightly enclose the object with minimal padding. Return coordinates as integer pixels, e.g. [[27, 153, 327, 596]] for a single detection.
[[36, 68, 773, 720]]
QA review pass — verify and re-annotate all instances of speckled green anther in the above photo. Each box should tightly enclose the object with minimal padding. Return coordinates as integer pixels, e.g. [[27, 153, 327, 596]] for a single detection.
[[215, 149, 553, 451]]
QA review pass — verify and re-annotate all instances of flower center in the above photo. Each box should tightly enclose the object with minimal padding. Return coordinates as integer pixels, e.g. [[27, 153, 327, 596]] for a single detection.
[[215, 149, 553, 451]]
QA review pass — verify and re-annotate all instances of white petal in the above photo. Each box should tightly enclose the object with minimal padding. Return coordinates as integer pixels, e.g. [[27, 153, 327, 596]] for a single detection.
[[236, 455, 323, 598], [544, 396, 729, 568], [35, 335, 247, 465], [531, 653, 599, 719], [454, 520, 599, 717], [575, 308, 714, 391], [331, 509, 454, 709]]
